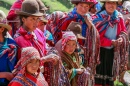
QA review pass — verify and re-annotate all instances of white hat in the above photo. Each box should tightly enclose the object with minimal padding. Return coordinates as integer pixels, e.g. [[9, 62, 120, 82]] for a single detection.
[[0, 10, 12, 31], [100, 0, 122, 2], [122, 1, 130, 12]]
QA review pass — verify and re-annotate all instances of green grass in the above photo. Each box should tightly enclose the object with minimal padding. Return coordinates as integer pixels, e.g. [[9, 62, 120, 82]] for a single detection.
[[0, 0, 15, 15], [42, 0, 73, 13], [114, 80, 124, 86], [114, 70, 130, 86], [0, 0, 73, 15]]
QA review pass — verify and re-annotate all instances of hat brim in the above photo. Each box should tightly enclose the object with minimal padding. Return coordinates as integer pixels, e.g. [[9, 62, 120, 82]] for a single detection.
[[100, 0, 122, 2], [40, 7, 49, 11], [16, 10, 43, 17], [40, 19, 48, 23], [0, 23, 12, 31], [77, 34, 86, 39], [71, 1, 94, 4]]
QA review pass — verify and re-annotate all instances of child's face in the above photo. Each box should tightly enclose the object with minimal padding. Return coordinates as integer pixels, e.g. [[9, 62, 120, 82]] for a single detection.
[[22, 16, 39, 31], [26, 59, 40, 74], [64, 40, 76, 54], [37, 20, 45, 31]]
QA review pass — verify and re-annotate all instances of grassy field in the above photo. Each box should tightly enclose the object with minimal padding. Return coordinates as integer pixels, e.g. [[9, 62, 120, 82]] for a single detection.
[[0, 0, 15, 15], [43, 0, 73, 13], [0, 0, 73, 15]]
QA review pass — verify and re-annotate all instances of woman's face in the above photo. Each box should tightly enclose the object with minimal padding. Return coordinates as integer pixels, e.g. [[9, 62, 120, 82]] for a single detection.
[[105, 2, 117, 15], [64, 40, 77, 55], [22, 16, 39, 32], [26, 59, 40, 74], [76, 3, 90, 16]]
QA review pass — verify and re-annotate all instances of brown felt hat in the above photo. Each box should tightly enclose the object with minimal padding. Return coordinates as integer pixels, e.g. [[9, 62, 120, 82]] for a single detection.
[[39, 16, 48, 23], [67, 21, 86, 39], [16, 0, 43, 16], [36, 0, 48, 11], [71, 0, 96, 4]]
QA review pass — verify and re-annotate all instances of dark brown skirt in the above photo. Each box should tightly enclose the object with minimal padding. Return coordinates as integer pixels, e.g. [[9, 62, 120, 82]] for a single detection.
[[95, 47, 114, 86]]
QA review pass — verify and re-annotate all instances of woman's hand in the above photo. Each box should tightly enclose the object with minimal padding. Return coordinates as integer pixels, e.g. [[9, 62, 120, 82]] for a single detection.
[[5, 72, 14, 81], [117, 38, 123, 45], [112, 40, 117, 47], [84, 16, 92, 29], [112, 38, 123, 47], [0, 72, 14, 81]]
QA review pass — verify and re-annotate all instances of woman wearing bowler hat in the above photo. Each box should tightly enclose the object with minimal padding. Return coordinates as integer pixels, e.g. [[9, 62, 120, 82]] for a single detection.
[[7, 0, 48, 38], [14, 0, 70, 86]]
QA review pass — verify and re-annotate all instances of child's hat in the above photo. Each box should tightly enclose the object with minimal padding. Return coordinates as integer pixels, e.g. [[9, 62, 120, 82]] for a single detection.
[[61, 31, 77, 50], [15, 47, 41, 70]]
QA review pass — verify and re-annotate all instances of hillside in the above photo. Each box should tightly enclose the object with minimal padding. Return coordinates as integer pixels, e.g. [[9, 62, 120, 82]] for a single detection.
[[0, 0, 73, 15]]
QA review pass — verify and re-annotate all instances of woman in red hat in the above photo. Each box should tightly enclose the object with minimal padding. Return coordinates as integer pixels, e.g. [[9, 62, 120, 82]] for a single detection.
[[53, 0, 97, 43]]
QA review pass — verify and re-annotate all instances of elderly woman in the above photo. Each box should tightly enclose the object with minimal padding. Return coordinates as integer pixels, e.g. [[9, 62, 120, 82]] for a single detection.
[[93, 0, 129, 85], [0, 10, 17, 86]]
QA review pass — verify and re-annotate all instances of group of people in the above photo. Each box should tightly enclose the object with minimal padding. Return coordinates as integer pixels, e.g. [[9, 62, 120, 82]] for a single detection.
[[0, 0, 130, 86]]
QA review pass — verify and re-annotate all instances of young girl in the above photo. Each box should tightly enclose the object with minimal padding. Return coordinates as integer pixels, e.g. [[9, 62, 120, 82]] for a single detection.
[[0, 10, 17, 86], [8, 47, 48, 86], [60, 31, 90, 86]]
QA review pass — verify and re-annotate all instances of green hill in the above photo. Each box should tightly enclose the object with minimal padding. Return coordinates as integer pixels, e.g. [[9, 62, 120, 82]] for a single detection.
[[0, 0, 73, 15], [0, 0, 15, 15], [43, 0, 73, 13]]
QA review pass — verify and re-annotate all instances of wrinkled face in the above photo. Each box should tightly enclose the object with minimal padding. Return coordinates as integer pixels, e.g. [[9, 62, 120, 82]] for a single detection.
[[22, 16, 39, 31], [26, 59, 40, 74], [90, 7, 97, 14], [105, 2, 117, 15], [76, 3, 90, 16], [64, 40, 77, 55]]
